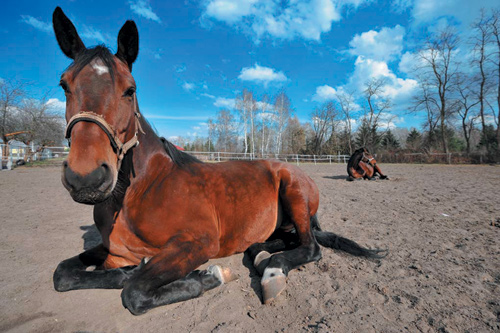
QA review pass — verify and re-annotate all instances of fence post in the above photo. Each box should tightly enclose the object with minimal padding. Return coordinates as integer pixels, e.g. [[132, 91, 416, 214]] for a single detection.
[[296, 154, 299, 165], [218, 152, 220, 162], [447, 153, 451, 165], [313, 155, 316, 165]]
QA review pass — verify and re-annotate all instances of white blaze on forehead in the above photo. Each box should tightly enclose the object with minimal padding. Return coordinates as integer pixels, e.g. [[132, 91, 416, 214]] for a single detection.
[[90, 59, 109, 75]]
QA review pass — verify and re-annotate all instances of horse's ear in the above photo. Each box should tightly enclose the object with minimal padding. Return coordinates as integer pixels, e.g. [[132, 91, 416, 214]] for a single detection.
[[52, 7, 86, 59], [116, 20, 139, 72]]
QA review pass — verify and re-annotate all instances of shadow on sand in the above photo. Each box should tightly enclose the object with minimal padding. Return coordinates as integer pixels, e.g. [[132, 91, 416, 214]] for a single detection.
[[80, 225, 101, 250], [323, 175, 349, 180]]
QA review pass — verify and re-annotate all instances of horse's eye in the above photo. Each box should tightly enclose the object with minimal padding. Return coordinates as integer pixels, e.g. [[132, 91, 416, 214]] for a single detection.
[[60, 81, 70, 94], [123, 87, 136, 97]]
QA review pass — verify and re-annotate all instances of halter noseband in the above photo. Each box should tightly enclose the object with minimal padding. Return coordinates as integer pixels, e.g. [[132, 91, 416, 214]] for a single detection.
[[362, 152, 376, 166], [65, 98, 144, 166]]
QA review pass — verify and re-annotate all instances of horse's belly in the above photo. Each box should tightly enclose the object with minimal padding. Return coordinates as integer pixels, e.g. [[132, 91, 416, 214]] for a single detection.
[[215, 206, 279, 258]]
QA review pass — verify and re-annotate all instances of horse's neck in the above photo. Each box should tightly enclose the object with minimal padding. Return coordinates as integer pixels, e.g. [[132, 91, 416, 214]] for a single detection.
[[122, 115, 175, 183]]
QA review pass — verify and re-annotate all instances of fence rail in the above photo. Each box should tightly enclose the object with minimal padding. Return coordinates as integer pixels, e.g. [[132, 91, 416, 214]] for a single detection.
[[184, 151, 350, 164], [1, 144, 68, 169], [2, 143, 496, 170]]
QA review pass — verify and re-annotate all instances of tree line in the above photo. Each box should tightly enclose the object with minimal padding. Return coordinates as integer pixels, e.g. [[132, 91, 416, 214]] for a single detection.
[[179, 9, 500, 162]]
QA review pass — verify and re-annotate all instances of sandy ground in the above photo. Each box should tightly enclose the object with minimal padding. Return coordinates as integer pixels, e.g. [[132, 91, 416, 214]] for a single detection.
[[0, 162, 499, 332]]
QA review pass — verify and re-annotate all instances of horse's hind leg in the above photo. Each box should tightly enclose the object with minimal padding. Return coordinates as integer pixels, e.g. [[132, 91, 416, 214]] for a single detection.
[[53, 244, 137, 291], [246, 229, 300, 274], [255, 169, 322, 304]]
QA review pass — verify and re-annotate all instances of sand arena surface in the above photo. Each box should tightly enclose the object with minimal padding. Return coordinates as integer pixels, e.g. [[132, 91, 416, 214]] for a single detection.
[[0, 163, 498, 332]]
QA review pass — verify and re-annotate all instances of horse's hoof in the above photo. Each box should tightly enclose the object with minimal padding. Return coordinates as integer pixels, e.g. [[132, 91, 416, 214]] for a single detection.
[[261, 268, 286, 304], [254, 251, 271, 275], [207, 265, 238, 284]]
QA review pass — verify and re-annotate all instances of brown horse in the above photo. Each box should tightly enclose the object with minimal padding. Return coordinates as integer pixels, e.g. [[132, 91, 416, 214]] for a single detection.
[[52, 7, 386, 315], [347, 147, 389, 181]]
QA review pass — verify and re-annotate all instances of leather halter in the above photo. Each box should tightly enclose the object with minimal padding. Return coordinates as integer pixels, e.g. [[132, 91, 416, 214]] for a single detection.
[[362, 152, 376, 166], [65, 96, 144, 167]]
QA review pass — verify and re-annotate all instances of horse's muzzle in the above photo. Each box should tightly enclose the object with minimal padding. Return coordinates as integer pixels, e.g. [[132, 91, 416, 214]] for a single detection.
[[62, 161, 114, 204]]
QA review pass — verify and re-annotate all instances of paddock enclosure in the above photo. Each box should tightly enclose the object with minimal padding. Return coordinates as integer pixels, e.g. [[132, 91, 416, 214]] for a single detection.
[[0, 163, 498, 332]]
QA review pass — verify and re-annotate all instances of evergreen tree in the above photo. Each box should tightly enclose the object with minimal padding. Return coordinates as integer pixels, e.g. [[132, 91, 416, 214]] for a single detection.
[[381, 129, 400, 150], [406, 128, 422, 151]]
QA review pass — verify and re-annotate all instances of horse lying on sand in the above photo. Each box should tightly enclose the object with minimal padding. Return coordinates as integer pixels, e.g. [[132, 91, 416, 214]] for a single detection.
[[52, 7, 387, 315], [347, 148, 389, 181]]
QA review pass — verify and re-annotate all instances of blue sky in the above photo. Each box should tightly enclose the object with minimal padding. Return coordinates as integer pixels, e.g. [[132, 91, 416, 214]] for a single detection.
[[1, 0, 499, 141]]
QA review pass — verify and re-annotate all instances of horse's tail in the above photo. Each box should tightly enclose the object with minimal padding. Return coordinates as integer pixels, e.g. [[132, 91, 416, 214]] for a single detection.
[[311, 215, 387, 259]]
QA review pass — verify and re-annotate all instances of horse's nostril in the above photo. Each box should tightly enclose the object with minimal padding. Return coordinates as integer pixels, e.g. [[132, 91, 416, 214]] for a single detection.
[[101, 163, 109, 170], [63, 161, 68, 168]]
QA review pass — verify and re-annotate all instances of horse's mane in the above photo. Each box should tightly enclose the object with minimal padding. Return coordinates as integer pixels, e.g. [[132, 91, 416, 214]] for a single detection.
[[347, 147, 366, 170], [67, 45, 116, 81], [160, 138, 202, 167]]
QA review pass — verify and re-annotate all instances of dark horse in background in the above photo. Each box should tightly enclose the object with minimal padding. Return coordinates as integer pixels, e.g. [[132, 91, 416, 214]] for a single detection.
[[347, 148, 389, 181], [52, 7, 386, 315]]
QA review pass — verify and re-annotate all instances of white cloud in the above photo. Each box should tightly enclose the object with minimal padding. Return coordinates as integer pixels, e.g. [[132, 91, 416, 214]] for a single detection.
[[348, 57, 418, 105], [396, 0, 499, 28], [129, 0, 161, 23], [174, 64, 187, 73], [214, 97, 236, 109], [201, 93, 215, 99], [21, 15, 52, 33], [81, 26, 109, 44], [205, 0, 258, 23], [46, 98, 66, 112], [349, 25, 405, 62], [238, 64, 287, 86], [182, 82, 195, 91], [313, 85, 338, 102], [202, 0, 372, 42], [398, 51, 418, 74]]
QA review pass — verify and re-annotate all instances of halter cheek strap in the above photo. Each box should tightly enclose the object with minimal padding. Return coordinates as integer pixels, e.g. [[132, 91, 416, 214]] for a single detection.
[[65, 104, 145, 166]]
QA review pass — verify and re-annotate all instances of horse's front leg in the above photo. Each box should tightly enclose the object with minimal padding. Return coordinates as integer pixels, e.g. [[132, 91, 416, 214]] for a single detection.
[[121, 236, 236, 315], [53, 244, 137, 292], [374, 164, 389, 179], [358, 161, 375, 180]]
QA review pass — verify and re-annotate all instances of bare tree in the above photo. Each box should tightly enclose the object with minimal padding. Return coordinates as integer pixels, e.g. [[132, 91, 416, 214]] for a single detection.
[[310, 102, 338, 155], [273, 90, 291, 154], [471, 10, 495, 154], [258, 94, 272, 156], [456, 73, 480, 155], [286, 116, 306, 154], [235, 89, 258, 155], [0, 79, 26, 144], [18, 95, 65, 146], [413, 77, 441, 150], [490, 9, 500, 153], [416, 27, 460, 153], [207, 118, 216, 152], [336, 90, 356, 154], [215, 109, 237, 152], [357, 78, 392, 152]]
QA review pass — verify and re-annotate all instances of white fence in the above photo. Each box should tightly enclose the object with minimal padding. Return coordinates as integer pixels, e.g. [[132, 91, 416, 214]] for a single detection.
[[185, 151, 350, 165], [0, 144, 348, 169], [1, 144, 68, 169]]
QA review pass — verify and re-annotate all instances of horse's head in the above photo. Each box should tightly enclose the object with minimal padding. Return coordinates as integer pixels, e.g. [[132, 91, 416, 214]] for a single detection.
[[361, 148, 377, 166], [53, 7, 140, 204]]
